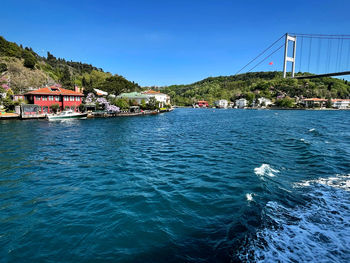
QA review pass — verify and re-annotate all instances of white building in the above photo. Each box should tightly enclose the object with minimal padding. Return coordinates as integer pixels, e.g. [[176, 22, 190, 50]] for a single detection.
[[235, 98, 247, 108], [257, 97, 272, 107], [214, 99, 228, 108], [142, 90, 170, 108], [332, 99, 350, 109], [94, 88, 108, 96]]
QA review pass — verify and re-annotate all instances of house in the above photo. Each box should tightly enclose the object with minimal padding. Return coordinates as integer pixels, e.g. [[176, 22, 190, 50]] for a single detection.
[[141, 90, 171, 108], [332, 99, 350, 109], [214, 99, 228, 108], [195, 100, 209, 108], [24, 86, 84, 113], [257, 97, 272, 107], [116, 92, 150, 105], [94, 88, 108, 97], [301, 98, 327, 108], [235, 98, 247, 108]]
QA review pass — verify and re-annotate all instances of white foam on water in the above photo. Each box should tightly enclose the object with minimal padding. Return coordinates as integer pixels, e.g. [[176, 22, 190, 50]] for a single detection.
[[309, 128, 315, 132], [254, 164, 279, 178], [238, 174, 350, 262], [246, 193, 254, 202], [295, 174, 350, 190]]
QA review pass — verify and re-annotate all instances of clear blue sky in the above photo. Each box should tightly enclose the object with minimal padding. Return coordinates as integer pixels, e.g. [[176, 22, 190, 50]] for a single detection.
[[1, 0, 350, 86]]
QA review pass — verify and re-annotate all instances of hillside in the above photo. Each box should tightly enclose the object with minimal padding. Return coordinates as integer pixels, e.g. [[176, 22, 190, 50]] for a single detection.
[[0, 36, 139, 95], [159, 72, 350, 106]]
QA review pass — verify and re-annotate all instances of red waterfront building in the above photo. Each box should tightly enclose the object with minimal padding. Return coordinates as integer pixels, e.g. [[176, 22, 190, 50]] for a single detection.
[[24, 86, 84, 113]]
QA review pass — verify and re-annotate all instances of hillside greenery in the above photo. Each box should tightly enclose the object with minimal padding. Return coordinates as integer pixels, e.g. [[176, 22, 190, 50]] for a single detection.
[[0, 36, 140, 95], [159, 72, 350, 106]]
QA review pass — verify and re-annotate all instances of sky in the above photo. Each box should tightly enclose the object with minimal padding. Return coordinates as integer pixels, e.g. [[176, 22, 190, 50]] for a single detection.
[[1, 0, 350, 86]]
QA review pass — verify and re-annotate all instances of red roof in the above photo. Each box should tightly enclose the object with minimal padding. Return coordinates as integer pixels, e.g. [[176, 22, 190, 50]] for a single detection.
[[303, 98, 327, 102], [25, 86, 84, 96], [332, 99, 350, 102], [142, 90, 161, 94]]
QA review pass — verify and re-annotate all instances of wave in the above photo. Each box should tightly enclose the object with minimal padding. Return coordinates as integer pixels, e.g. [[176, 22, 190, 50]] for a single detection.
[[246, 193, 254, 202], [238, 174, 350, 262], [254, 164, 279, 178]]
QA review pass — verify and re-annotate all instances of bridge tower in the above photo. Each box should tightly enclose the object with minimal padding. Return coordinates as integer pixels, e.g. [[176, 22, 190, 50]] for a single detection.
[[283, 33, 297, 78]]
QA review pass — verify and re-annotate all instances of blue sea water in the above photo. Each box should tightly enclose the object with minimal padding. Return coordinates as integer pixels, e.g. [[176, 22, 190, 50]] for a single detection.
[[0, 108, 349, 262]]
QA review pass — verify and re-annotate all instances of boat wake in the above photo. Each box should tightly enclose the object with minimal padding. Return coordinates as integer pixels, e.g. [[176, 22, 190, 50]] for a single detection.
[[238, 174, 350, 262]]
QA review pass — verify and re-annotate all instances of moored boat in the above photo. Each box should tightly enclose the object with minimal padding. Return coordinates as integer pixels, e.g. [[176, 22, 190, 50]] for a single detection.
[[46, 110, 87, 120]]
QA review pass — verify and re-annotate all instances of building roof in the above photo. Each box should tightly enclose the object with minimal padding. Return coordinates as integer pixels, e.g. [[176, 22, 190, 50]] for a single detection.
[[94, 88, 108, 96], [142, 90, 161, 94], [117, 92, 149, 99], [303, 98, 327, 102], [25, 86, 84, 96], [332, 99, 350, 102]]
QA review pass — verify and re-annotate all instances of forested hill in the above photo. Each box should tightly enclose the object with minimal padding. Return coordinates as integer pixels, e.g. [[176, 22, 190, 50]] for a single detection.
[[159, 72, 350, 106], [0, 36, 139, 95]]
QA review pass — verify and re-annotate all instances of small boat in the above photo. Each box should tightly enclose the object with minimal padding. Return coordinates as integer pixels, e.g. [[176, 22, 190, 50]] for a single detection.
[[47, 110, 87, 121]]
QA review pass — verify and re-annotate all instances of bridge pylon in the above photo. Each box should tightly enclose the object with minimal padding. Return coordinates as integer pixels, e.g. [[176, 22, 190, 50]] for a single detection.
[[283, 33, 297, 78]]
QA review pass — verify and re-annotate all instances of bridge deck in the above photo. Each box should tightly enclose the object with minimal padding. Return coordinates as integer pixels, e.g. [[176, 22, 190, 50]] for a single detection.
[[294, 71, 350, 79]]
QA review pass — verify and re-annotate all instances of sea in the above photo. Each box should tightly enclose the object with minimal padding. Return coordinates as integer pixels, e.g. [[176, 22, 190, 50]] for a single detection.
[[0, 108, 349, 262]]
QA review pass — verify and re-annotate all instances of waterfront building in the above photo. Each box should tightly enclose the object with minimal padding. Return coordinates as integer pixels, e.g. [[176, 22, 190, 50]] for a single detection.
[[302, 98, 327, 108], [332, 99, 350, 109], [117, 92, 150, 104], [118, 90, 171, 108], [235, 98, 247, 108], [214, 99, 228, 108], [195, 100, 209, 108], [257, 97, 272, 107], [141, 90, 171, 108], [24, 86, 84, 113]]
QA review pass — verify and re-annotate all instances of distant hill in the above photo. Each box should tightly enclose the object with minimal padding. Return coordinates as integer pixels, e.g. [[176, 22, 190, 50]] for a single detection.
[[159, 71, 350, 106], [0, 36, 140, 95]]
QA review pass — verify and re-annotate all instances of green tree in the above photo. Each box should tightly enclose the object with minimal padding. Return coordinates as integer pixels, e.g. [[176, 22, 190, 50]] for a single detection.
[[50, 103, 60, 113], [275, 97, 295, 108], [79, 104, 86, 112], [22, 50, 37, 69], [115, 98, 129, 110], [0, 63, 7, 73], [326, 98, 332, 108], [60, 66, 73, 89], [147, 97, 158, 110], [141, 99, 147, 109]]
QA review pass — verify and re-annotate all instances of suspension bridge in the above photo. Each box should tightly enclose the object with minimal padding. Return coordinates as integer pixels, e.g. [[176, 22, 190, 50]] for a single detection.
[[236, 33, 350, 79]]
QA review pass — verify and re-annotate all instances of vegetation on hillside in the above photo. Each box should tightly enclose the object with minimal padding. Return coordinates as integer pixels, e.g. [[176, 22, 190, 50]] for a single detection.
[[0, 36, 139, 95], [159, 72, 350, 106]]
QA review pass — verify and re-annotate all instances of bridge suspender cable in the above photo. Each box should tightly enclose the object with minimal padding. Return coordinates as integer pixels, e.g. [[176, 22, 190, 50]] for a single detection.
[[308, 37, 312, 73], [346, 43, 350, 68], [235, 34, 285, 75], [247, 43, 285, 73], [298, 36, 304, 73], [316, 38, 321, 73]]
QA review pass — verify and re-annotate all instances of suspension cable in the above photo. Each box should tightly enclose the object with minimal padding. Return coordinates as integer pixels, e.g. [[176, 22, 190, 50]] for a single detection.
[[235, 34, 285, 75], [308, 37, 312, 73], [298, 36, 304, 72], [247, 43, 285, 73], [316, 38, 321, 73]]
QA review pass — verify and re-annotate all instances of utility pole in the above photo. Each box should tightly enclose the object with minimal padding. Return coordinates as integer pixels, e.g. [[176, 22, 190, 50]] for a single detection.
[[283, 33, 297, 78]]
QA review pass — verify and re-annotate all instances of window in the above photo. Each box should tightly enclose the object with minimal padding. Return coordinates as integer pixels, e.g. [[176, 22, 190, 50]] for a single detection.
[[70, 96, 74, 101], [64, 96, 68, 101], [55, 96, 60, 101], [35, 96, 41, 101], [42, 96, 47, 101], [76, 97, 80, 101], [49, 96, 53, 101]]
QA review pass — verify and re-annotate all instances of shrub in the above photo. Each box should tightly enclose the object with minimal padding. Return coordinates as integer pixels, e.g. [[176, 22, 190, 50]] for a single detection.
[[50, 103, 60, 113], [0, 63, 7, 73]]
